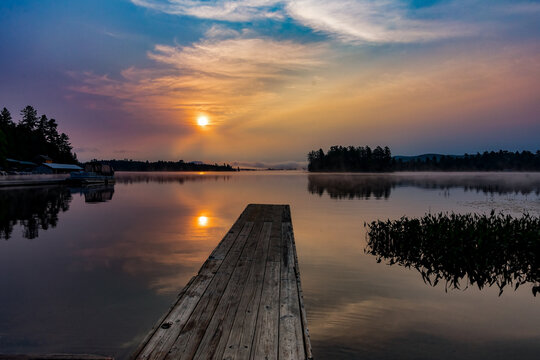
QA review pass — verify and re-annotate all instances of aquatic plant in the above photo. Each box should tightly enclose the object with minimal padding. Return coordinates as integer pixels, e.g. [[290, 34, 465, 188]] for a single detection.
[[365, 211, 540, 296]]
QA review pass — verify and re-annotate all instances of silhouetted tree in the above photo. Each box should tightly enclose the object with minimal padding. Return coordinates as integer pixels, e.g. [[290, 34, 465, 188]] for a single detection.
[[0, 105, 78, 166], [0, 107, 13, 128], [98, 159, 236, 172], [20, 105, 38, 131], [308, 146, 540, 172], [45, 117, 59, 143], [307, 145, 393, 172], [0, 128, 7, 166]]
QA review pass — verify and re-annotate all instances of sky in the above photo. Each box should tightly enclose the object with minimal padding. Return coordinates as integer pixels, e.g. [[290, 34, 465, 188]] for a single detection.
[[1, 0, 539, 165]]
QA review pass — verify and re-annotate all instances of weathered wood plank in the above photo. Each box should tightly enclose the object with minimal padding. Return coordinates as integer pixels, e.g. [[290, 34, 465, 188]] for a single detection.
[[221, 222, 273, 360], [192, 208, 272, 360], [250, 206, 283, 360], [282, 205, 313, 360], [132, 206, 256, 360], [166, 206, 264, 359], [291, 237, 313, 359], [279, 220, 305, 360]]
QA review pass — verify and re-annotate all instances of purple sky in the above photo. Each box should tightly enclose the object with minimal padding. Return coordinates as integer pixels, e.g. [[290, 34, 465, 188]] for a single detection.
[[1, 0, 539, 164]]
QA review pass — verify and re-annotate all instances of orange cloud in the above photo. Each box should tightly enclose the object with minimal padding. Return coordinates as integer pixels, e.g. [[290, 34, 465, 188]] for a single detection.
[[70, 33, 540, 161]]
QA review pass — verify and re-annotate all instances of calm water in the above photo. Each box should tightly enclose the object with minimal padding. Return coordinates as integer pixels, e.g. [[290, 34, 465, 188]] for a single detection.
[[1, 171, 539, 359]]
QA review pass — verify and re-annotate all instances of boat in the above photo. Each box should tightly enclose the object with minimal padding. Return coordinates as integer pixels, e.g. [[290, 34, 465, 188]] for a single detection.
[[68, 162, 115, 185]]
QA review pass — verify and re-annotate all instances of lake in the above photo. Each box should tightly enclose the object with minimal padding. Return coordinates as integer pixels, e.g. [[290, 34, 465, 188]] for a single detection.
[[1, 171, 539, 359]]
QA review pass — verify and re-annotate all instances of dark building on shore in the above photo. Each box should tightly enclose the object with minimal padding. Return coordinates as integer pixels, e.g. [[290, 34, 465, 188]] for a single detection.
[[34, 162, 82, 174]]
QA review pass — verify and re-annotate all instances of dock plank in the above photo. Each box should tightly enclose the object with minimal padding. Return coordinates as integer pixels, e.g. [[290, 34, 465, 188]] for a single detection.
[[221, 222, 273, 360], [167, 206, 264, 360], [279, 221, 305, 360], [134, 207, 255, 360], [192, 207, 272, 360], [132, 204, 311, 360]]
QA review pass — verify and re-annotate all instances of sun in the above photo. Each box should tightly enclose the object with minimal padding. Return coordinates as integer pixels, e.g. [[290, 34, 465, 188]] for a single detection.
[[197, 115, 209, 127], [198, 216, 209, 227]]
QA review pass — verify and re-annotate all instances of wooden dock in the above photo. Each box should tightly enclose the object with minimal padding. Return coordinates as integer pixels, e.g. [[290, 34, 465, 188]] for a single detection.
[[131, 204, 312, 360]]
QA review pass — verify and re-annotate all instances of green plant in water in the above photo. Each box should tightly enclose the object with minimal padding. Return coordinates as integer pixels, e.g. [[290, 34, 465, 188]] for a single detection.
[[365, 211, 540, 296]]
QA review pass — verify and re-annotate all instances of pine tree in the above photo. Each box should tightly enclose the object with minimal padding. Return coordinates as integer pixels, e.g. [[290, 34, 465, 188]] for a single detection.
[[0, 107, 13, 129], [0, 128, 7, 166], [45, 118, 59, 143], [20, 105, 38, 130]]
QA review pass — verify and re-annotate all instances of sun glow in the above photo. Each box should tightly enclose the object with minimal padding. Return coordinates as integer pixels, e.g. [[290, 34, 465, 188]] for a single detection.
[[197, 115, 209, 127], [198, 215, 209, 227]]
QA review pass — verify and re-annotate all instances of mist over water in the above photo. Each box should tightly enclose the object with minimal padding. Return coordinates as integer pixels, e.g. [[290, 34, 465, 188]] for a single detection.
[[1, 171, 539, 359]]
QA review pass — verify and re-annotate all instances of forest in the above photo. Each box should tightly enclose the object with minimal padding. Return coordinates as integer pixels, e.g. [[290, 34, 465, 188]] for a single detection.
[[0, 105, 77, 166], [99, 159, 237, 172], [308, 146, 540, 172], [308, 145, 393, 172]]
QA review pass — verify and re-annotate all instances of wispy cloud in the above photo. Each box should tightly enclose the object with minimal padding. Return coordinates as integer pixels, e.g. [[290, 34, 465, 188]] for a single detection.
[[131, 0, 284, 21], [74, 147, 100, 153], [285, 0, 474, 43], [130, 1, 540, 44], [71, 35, 325, 125], [131, 0, 479, 43]]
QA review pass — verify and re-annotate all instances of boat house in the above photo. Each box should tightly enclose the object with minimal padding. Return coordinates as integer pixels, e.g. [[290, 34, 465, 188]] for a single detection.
[[34, 163, 83, 174], [5, 158, 38, 172]]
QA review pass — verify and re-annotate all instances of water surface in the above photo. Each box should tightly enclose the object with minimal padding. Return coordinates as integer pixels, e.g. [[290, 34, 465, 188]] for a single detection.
[[1, 172, 539, 359]]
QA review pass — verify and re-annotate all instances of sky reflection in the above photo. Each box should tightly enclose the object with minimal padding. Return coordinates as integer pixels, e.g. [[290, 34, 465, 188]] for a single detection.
[[1, 172, 539, 359]]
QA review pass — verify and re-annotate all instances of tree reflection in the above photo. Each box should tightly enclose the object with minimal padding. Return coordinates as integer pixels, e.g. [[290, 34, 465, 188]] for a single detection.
[[365, 212, 540, 296], [308, 173, 540, 199], [70, 185, 115, 203], [308, 175, 392, 199], [0, 185, 115, 239], [0, 186, 72, 239], [115, 172, 231, 184]]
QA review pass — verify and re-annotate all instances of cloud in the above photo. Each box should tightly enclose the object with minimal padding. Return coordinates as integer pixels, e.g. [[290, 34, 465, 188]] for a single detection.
[[130, 0, 284, 21], [130, 1, 540, 44], [114, 149, 139, 154], [205, 24, 242, 39], [131, 0, 480, 43], [285, 0, 474, 43], [74, 147, 100, 153], [71, 35, 325, 126]]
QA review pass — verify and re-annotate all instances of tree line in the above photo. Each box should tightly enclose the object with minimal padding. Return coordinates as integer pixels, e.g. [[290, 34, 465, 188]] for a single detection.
[[308, 146, 540, 172], [0, 105, 77, 166], [99, 159, 237, 172], [308, 145, 392, 172], [395, 150, 540, 171]]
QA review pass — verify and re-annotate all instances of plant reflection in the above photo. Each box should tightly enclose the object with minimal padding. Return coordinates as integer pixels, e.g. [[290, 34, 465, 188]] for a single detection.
[[308, 173, 540, 199], [365, 212, 540, 296]]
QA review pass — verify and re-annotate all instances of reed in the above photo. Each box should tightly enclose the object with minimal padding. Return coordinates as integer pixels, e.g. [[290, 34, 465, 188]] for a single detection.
[[365, 211, 540, 296]]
